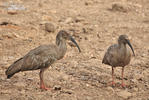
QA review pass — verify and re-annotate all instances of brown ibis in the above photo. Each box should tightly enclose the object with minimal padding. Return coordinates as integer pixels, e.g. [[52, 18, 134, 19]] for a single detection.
[[5, 30, 81, 90], [102, 35, 135, 87]]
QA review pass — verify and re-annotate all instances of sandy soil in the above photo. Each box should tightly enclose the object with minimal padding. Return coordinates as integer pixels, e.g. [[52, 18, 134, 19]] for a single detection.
[[0, 0, 149, 100]]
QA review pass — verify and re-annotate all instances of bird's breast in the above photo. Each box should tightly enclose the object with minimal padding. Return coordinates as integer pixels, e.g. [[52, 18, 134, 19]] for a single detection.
[[118, 46, 131, 66]]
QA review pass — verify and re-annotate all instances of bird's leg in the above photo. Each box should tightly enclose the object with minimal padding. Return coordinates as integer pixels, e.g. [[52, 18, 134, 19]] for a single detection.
[[121, 67, 125, 87], [39, 68, 51, 90], [111, 67, 115, 86]]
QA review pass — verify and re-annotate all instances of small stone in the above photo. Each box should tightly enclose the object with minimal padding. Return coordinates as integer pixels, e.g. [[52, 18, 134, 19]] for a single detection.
[[50, 10, 57, 14], [42, 16, 52, 21], [133, 87, 138, 92], [45, 23, 55, 33], [106, 86, 115, 93], [7, 10, 18, 15], [86, 84, 89, 87], [64, 17, 73, 24], [130, 79, 138, 84], [111, 2, 128, 12], [117, 90, 132, 99], [54, 85, 61, 90], [85, 1, 93, 6], [27, 78, 34, 81], [74, 16, 85, 23], [62, 89, 73, 94], [84, 37, 88, 40]]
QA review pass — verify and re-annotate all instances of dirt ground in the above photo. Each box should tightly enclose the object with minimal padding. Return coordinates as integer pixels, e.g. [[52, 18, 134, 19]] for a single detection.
[[0, 0, 149, 100]]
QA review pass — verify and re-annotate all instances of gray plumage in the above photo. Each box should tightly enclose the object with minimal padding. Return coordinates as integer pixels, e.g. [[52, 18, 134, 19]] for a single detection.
[[5, 30, 81, 90], [102, 35, 135, 87], [6, 45, 59, 78]]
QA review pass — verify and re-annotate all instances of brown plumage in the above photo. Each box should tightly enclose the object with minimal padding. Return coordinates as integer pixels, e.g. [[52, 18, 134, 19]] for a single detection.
[[102, 35, 135, 87], [5, 30, 81, 90]]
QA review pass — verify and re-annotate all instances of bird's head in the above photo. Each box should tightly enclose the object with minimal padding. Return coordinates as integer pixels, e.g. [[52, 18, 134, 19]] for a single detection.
[[56, 30, 81, 52], [118, 35, 135, 56]]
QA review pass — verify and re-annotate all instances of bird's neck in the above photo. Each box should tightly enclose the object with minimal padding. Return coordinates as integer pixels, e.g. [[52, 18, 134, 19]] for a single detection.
[[56, 39, 67, 59], [118, 43, 127, 56], [119, 43, 126, 48]]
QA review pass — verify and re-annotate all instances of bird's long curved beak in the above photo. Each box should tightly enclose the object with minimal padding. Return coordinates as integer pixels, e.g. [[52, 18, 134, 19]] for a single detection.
[[126, 39, 135, 56], [70, 36, 81, 52]]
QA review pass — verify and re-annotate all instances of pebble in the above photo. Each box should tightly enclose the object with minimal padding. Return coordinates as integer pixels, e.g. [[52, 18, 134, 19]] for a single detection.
[[111, 2, 128, 12], [130, 79, 138, 84], [45, 23, 55, 33], [74, 16, 85, 23], [42, 15, 52, 21], [53, 85, 61, 90], [7, 9, 18, 15], [106, 86, 115, 93], [117, 90, 132, 99], [64, 17, 73, 24], [132, 87, 139, 92], [61, 89, 73, 94]]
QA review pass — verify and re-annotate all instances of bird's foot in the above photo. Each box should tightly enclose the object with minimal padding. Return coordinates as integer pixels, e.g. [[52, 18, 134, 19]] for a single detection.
[[121, 83, 126, 88], [108, 81, 116, 87], [40, 85, 51, 90], [111, 81, 116, 87]]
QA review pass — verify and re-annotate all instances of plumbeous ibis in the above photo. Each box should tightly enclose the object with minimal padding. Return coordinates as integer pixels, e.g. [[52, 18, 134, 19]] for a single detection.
[[5, 30, 81, 90], [102, 35, 135, 87]]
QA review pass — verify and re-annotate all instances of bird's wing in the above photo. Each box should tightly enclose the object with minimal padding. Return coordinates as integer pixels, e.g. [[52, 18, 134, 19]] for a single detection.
[[102, 44, 118, 66], [21, 45, 58, 71], [6, 44, 58, 78]]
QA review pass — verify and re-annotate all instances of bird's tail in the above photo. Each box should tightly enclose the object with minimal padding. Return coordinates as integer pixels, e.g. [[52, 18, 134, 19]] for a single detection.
[[5, 58, 23, 78]]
